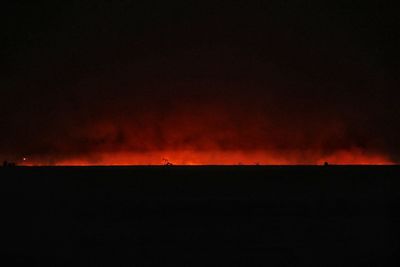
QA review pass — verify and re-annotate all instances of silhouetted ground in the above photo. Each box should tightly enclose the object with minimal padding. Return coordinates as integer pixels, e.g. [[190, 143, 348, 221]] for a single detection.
[[1, 165, 400, 266]]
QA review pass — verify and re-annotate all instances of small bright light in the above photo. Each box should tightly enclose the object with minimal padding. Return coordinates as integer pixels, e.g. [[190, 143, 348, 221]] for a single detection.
[[23, 157, 27, 161]]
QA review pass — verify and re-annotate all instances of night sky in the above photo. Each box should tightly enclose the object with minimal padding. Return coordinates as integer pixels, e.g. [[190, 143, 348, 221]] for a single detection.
[[1, 1, 399, 165]]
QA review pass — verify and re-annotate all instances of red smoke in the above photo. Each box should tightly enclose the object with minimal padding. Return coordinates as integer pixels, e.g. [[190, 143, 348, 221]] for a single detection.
[[17, 102, 393, 166], [22, 150, 391, 166]]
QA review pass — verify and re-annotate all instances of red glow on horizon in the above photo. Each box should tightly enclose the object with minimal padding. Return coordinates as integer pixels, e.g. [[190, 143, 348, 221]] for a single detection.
[[10, 109, 396, 167], [19, 149, 393, 166]]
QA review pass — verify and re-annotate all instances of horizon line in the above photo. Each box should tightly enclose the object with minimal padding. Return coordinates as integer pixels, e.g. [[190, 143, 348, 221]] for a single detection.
[[5, 163, 400, 168]]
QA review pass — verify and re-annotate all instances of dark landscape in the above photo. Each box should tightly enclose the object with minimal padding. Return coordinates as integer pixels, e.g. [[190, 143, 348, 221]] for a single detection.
[[2, 1, 400, 266], [2, 165, 400, 266]]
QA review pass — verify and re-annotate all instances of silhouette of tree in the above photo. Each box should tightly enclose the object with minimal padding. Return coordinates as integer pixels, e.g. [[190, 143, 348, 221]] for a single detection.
[[2, 160, 16, 167]]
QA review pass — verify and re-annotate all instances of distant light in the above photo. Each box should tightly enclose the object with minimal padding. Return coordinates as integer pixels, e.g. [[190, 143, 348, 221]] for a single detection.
[[23, 157, 27, 161]]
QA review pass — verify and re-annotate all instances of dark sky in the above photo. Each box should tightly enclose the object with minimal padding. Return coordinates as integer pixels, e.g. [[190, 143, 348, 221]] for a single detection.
[[1, 1, 399, 164]]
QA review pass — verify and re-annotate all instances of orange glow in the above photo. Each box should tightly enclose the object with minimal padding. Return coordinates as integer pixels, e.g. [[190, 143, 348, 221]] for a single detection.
[[20, 149, 393, 166], [11, 106, 396, 166]]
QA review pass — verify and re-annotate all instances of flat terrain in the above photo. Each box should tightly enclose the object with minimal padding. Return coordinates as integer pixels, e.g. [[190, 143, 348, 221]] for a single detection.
[[1, 166, 400, 266]]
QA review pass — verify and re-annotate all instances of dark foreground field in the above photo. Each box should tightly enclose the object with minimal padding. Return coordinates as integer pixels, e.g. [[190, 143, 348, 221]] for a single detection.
[[1, 165, 400, 266]]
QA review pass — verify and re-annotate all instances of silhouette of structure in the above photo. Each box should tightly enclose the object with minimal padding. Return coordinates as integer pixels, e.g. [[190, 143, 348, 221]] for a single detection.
[[162, 158, 173, 166]]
